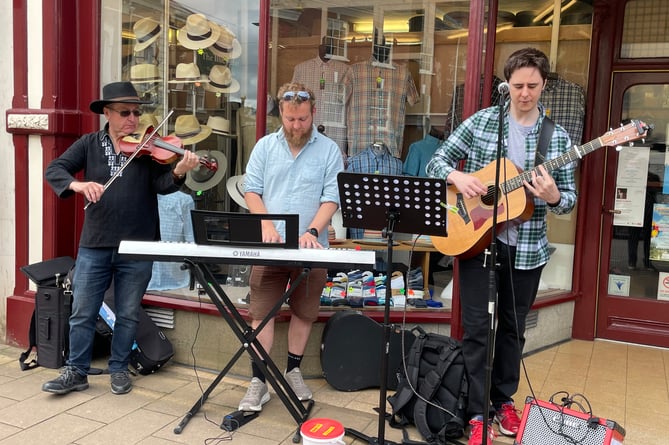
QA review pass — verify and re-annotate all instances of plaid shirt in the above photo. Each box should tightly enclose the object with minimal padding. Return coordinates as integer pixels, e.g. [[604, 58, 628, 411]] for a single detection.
[[542, 76, 586, 145], [346, 58, 419, 157], [346, 144, 403, 238], [426, 103, 577, 269], [292, 57, 353, 154]]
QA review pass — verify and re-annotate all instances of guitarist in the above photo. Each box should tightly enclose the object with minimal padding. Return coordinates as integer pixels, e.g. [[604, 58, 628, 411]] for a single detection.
[[426, 48, 577, 445]]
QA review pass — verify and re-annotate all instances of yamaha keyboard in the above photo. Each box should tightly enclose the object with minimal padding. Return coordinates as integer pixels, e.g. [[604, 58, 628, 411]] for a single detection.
[[118, 240, 376, 269]]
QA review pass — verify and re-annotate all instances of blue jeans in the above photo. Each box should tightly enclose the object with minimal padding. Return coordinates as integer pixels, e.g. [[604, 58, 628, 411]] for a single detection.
[[67, 247, 152, 374]]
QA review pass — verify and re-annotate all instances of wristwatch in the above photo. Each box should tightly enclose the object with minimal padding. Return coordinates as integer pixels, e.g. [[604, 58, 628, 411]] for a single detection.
[[308, 228, 319, 237]]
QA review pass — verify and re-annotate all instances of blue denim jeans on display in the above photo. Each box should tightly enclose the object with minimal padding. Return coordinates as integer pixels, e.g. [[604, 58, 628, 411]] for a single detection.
[[67, 247, 152, 374]]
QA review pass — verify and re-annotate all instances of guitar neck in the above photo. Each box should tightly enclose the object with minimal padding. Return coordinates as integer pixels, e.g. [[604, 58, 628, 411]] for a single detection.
[[501, 120, 648, 194], [502, 137, 602, 194]]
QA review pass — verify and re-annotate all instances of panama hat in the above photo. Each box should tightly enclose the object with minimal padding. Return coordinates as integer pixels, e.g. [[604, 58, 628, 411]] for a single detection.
[[210, 24, 242, 59], [226, 175, 248, 209], [139, 113, 160, 128], [130, 63, 161, 83], [185, 150, 227, 192], [206, 65, 240, 94], [207, 115, 233, 136], [133, 17, 162, 52], [177, 13, 220, 50], [89, 81, 152, 114], [169, 114, 212, 145], [168, 63, 208, 84]]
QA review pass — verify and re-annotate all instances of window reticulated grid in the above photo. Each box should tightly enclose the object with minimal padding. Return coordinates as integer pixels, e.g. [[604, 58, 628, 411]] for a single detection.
[[621, 0, 669, 58]]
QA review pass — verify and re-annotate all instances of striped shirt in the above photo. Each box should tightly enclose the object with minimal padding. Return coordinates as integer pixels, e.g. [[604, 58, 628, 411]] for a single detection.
[[426, 103, 577, 269]]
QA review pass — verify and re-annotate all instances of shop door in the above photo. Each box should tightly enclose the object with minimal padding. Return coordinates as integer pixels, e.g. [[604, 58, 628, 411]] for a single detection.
[[598, 72, 669, 347]]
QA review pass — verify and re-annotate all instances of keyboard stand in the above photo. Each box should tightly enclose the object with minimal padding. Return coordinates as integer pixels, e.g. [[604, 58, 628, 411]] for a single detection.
[[173, 259, 314, 440]]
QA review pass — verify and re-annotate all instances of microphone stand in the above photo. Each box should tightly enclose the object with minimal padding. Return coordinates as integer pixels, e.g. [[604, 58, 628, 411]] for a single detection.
[[481, 87, 506, 443]]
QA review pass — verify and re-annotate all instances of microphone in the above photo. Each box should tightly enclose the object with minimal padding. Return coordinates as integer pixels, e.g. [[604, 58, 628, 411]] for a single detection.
[[497, 82, 510, 94]]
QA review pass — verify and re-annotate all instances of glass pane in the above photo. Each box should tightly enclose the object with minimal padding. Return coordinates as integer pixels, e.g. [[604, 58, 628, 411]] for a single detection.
[[611, 83, 669, 299], [100, 0, 260, 294], [621, 0, 669, 58]]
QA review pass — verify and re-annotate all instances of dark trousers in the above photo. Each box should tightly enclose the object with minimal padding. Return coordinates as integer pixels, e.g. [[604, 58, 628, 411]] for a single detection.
[[458, 242, 544, 418]]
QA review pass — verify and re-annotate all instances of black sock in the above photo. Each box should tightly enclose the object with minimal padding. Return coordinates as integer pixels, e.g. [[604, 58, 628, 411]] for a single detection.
[[287, 351, 303, 372], [251, 360, 266, 383]]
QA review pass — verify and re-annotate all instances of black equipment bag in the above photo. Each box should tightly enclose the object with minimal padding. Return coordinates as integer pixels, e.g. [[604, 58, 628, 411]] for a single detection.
[[99, 283, 174, 375], [19, 256, 75, 370], [387, 326, 468, 443], [31, 285, 72, 369], [129, 307, 174, 375], [320, 310, 413, 391]]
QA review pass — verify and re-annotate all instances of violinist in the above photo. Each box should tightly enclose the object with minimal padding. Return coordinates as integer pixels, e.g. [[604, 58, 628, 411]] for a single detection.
[[43, 81, 199, 396]]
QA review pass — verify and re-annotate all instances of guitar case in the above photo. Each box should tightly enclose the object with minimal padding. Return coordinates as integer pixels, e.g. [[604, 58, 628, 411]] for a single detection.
[[320, 310, 414, 391]]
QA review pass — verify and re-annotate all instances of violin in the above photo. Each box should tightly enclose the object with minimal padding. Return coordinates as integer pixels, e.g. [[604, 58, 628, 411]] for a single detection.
[[84, 111, 214, 210], [120, 124, 218, 172]]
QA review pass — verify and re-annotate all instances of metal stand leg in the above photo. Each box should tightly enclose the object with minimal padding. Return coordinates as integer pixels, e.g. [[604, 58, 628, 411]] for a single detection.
[[173, 261, 314, 436]]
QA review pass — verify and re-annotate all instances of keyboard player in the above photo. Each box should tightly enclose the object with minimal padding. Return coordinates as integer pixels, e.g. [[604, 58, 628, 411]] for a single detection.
[[239, 82, 344, 412]]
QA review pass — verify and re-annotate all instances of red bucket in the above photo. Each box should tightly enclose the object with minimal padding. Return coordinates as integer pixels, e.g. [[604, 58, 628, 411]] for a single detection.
[[300, 418, 346, 445]]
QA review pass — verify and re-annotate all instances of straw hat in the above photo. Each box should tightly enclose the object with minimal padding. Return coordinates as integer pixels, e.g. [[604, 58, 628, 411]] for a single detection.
[[210, 24, 242, 59], [139, 113, 160, 128], [177, 13, 220, 50], [130, 63, 161, 83], [168, 63, 208, 84], [207, 115, 233, 136], [170, 114, 212, 145], [226, 175, 248, 209], [206, 65, 240, 94], [89, 81, 152, 114], [185, 150, 227, 191], [133, 17, 162, 52]]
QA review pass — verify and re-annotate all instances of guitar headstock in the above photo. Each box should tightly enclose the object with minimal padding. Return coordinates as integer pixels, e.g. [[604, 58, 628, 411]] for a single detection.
[[603, 119, 652, 151]]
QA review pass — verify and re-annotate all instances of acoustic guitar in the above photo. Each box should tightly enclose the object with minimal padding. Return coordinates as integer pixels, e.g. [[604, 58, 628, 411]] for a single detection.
[[431, 119, 650, 259]]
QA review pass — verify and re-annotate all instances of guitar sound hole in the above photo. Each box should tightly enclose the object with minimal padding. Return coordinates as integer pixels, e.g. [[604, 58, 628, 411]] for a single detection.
[[480, 186, 499, 207]]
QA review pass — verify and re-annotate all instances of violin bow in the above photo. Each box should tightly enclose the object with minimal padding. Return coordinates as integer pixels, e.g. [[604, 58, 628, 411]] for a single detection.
[[84, 109, 174, 210]]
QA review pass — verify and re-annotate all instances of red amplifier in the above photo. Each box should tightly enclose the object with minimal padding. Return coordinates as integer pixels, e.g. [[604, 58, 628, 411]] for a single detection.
[[515, 396, 625, 445]]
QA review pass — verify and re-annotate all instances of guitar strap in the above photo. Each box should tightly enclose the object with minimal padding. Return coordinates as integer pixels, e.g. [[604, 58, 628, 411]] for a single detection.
[[535, 117, 555, 167]]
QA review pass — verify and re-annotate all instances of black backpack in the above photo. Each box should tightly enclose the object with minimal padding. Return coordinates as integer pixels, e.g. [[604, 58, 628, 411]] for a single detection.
[[388, 326, 468, 444]]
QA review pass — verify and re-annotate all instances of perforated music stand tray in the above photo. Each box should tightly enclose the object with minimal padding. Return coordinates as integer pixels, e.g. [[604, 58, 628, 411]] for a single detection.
[[337, 172, 448, 237], [337, 171, 448, 444]]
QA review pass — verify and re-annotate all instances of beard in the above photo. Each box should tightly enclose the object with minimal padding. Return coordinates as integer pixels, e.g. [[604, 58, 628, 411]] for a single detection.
[[284, 125, 312, 148]]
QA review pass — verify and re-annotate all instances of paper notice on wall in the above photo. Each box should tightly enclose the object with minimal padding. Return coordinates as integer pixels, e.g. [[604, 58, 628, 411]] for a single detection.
[[614, 146, 649, 227], [608, 274, 630, 296], [664, 147, 669, 194], [650, 203, 669, 261], [657, 272, 669, 301]]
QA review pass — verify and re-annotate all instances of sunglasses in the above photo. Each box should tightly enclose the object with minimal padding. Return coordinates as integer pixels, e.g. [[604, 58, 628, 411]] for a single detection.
[[281, 91, 311, 102], [107, 107, 143, 117]]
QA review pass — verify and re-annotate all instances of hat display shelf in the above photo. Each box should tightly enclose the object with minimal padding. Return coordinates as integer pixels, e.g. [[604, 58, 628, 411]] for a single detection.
[[169, 12, 243, 213], [129, 15, 165, 116]]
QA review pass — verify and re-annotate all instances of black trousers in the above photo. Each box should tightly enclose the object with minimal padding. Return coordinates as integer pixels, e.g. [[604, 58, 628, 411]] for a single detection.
[[458, 242, 544, 418]]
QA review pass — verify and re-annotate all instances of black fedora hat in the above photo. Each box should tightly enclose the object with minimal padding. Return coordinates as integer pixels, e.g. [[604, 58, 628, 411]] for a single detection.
[[89, 81, 153, 114]]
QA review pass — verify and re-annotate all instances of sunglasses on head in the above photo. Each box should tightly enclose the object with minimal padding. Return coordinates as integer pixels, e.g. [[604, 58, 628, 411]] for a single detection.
[[281, 91, 311, 101], [107, 107, 143, 117]]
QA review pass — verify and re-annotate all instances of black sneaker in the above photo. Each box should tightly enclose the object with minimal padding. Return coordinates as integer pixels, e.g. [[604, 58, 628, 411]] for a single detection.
[[110, 370, 132, 395], [42, 366, 89, 394]]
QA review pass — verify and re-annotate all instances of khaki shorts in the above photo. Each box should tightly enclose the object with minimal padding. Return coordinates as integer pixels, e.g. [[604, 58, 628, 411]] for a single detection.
[[248, 265, 328, 322]]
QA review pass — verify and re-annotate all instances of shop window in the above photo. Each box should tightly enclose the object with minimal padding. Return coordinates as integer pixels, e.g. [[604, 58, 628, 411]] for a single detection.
[[96, 0, 591, 303], [621, 0, 669, 58]]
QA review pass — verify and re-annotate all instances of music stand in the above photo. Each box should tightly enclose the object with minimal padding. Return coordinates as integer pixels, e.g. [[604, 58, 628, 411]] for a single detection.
[[337, 172, 448, 444]]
